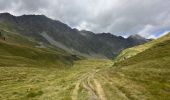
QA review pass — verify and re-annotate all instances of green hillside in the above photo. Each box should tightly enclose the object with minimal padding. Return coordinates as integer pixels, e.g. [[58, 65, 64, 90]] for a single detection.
[[115, 33, 170, 62], [0, 28, 80, 68], [0, 41, 78, 67], [101, 37, 170, 99]]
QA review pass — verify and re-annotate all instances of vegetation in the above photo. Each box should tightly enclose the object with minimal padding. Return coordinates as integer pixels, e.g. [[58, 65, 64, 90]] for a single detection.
[[116, 33, 170, 62], [0, 59, 113, 100], [102, 36, 170, 100], [1, 37, 169, 99], [0, 13, 169, 100]]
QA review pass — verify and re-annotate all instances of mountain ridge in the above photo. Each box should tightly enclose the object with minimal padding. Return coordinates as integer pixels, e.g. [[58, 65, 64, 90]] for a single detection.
[[0, 12, 148, 58]]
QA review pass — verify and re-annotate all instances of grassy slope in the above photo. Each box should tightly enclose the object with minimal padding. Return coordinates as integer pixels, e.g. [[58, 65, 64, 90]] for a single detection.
[[0, 40, 78, 67], [0, 23, 80, 67], [115, 33, 170, 62], [101, 38, 170, 100]]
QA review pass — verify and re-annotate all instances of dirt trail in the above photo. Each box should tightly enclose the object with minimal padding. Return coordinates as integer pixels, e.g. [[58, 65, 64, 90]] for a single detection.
[[93, 79, 107, 100], [71, 69, 107, 100], [81, 70, 99, 100], [82, 81, 98, 100], [71, 81, 81, 100]]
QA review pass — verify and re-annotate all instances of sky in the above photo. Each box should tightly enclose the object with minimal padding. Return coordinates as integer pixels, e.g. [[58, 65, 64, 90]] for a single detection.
[[0, 0, 170, 38]]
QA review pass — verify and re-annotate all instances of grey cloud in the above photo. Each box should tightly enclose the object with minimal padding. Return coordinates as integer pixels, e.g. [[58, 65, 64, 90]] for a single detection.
[[0, 0, 170, 38]]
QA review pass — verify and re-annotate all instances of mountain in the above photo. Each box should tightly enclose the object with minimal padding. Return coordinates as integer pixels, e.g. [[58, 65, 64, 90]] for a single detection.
[[0, 13, 148, 58], [115, 32, 170, 61], [127, 34, 149, 45]]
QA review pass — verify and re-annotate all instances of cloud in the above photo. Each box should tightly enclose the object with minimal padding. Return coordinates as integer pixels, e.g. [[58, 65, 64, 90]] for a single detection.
[[0, 0, 170, 38]]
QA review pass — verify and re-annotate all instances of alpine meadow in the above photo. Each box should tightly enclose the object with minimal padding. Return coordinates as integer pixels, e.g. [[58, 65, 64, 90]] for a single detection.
[[0, 0, 170, 100]]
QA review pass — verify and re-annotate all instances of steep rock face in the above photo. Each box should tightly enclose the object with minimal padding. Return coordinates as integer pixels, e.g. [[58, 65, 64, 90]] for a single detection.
[[0, 13, 148, 58]]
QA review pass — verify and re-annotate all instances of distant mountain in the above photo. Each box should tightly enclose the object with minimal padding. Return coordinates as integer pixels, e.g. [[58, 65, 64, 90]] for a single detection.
[[0, 13, 148, 58], [127, 34, 149, 45], [115, 32, 170, 61]]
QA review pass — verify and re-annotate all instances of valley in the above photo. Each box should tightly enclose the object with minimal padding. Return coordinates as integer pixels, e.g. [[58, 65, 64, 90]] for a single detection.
[[0, 13, 169, 100]]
